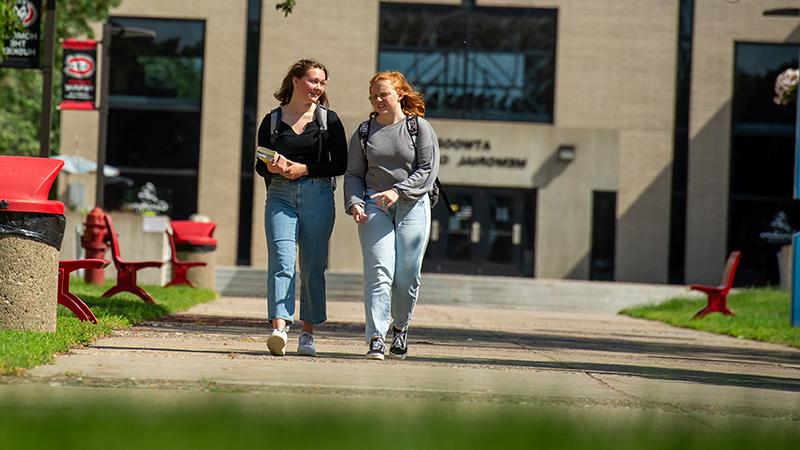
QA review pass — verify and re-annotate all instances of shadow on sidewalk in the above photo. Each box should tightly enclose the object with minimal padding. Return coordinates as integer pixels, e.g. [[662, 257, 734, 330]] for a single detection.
[[125, 314, 800, 393]]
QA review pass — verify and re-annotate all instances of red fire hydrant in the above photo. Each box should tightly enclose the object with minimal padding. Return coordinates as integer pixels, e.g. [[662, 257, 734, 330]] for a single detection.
[[81, 207, 107, 285]]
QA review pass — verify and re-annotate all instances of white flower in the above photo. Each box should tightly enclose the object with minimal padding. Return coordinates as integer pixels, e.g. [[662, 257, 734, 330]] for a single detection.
[[773, 68, 798, 106]]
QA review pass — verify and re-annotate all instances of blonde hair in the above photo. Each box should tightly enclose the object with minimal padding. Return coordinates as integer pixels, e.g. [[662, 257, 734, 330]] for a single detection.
[[369, 71, 425, 117], [274, 59, 329, 106]]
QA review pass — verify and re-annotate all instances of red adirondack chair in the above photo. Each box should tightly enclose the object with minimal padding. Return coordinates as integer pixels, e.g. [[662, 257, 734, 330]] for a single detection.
[[690, 251, 742, 319], [164, 229, 206, 287], [58, 259, 110, 323], [102, 213, 163, 304]]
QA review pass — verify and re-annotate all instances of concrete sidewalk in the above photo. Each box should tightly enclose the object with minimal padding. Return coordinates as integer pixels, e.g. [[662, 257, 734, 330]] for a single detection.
[[8, 295, 799, 425]]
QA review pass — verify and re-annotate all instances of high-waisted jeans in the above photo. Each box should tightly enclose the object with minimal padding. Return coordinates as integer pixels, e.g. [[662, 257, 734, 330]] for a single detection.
[[265, 177, 335, 325], [358, 191, 431, 342]]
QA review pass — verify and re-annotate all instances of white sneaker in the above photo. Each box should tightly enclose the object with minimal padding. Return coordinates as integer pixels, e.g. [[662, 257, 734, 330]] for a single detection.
[[267, 328, 288, 356], [297, 331, 316, 357]]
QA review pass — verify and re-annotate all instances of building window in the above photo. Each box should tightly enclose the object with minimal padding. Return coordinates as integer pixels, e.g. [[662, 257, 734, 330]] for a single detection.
[[378, 2, 557, 123], [105, 17, 205, 219], [729, 42, 799, 285]]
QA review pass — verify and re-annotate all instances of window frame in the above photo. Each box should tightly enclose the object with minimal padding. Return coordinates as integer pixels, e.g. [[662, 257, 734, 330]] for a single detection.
[[104, 16, 207, 219], [108, 16, 206, 112], [377, 2, 558, 123]]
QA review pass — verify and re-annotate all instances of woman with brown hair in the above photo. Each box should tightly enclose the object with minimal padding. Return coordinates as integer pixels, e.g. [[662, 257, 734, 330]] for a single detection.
[[255, 59, 347, 357], [343, 71, 440, 360]]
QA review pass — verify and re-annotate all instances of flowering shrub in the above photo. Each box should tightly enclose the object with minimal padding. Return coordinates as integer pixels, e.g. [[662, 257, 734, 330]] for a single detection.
[[773, 68, 798, 106]]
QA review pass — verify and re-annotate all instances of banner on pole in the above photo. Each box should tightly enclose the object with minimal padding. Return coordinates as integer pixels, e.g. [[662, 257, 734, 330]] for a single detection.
[[59, 39, 97, 110], [0, 0, 42, 69]]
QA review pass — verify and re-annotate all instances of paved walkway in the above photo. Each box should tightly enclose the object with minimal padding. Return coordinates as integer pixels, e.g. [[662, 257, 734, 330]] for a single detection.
[[5, 296, 798, 425]]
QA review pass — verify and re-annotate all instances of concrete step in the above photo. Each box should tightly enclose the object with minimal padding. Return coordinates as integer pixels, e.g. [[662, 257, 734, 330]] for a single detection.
[[216, 266, 698, 314]]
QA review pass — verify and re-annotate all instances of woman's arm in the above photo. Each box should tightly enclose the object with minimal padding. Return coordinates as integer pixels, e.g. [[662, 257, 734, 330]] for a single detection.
[[393, 118, 439, 199], [343, 131, 368, 215], [255, 111, 288, 175], [255, 113, 271, 178]]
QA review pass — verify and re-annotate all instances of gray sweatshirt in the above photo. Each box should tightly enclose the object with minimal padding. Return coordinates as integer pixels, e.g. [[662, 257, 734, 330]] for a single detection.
[[344, 116, 440, 214]]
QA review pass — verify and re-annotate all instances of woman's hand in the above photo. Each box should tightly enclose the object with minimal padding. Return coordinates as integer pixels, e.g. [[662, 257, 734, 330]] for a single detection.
[[350, 204, 367, 224], [370, 189, 399, 210], [282, 162, 308, 180], [267, 154, 289, 174]]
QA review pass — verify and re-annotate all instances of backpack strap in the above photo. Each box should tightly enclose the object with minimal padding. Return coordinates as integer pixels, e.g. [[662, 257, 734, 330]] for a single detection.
[[407, 115, 454, 215], [268, 106, 281, 149], [257, 107, 283, 190], [436, 178, 454, 215], [316, 104, 328, 132], [405, 114, 419, 150], [315, 104, 329, 162], [358, 112, 378, 156]]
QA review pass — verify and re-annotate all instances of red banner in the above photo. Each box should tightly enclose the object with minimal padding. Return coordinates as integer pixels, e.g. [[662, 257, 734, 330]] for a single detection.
[[59, 39, 97, 110]]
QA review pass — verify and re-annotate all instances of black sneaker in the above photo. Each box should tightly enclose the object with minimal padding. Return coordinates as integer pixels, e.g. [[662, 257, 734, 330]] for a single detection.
[[389, 326, 408, 360], [366, 336, 386, 360]]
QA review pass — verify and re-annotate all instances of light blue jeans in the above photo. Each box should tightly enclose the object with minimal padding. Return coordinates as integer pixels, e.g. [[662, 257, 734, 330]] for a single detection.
[[265, 177, 335, 325], [358, 191, 431, 342]]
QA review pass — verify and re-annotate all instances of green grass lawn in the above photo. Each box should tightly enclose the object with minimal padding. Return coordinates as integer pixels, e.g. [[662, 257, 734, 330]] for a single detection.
[[620, 288, 800, 348], [0, 400, 797, 450], [0, 279, 216, 375]]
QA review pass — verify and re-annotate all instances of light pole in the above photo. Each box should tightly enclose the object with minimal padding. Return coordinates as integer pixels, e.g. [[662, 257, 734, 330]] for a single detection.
[[94, 22, 111, 208], [94, 22, 156, 208], [38, 0, 56, 158]]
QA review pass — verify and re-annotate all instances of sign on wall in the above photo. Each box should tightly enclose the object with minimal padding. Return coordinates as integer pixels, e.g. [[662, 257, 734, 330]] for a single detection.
[[438, 137, 527, 169], [0, 0, 41, 69], [59, 39, 97, 110]]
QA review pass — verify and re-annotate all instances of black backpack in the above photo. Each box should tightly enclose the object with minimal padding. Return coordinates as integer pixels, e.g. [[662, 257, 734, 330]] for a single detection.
[[256, 105, 329, 189], [357, 114, 452, 214]]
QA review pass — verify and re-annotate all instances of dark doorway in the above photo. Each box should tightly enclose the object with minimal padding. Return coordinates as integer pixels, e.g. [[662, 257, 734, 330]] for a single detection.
[[423, 186, 535, 277], [728, 42, 799, 285], [590, 191, 617, 281]]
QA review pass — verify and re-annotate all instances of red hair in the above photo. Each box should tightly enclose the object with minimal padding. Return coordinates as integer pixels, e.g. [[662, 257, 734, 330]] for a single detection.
[[369, 71, 425, 117]]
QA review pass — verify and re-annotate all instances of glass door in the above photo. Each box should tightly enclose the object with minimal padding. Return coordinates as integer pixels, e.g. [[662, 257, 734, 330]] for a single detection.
[[424, 186, 535, 277]]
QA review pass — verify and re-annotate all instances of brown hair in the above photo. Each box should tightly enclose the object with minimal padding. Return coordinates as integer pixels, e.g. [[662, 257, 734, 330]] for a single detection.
[[274, 59, 329, 106], [369, 71, 425, 117]]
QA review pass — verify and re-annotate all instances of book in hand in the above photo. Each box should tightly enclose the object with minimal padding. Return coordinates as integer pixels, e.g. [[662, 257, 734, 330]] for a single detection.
[[256, 147, 279, 163]]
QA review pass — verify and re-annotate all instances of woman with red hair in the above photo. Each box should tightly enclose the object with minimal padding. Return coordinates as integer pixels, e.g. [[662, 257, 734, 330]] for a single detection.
[[344, 71, 440, 360]]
